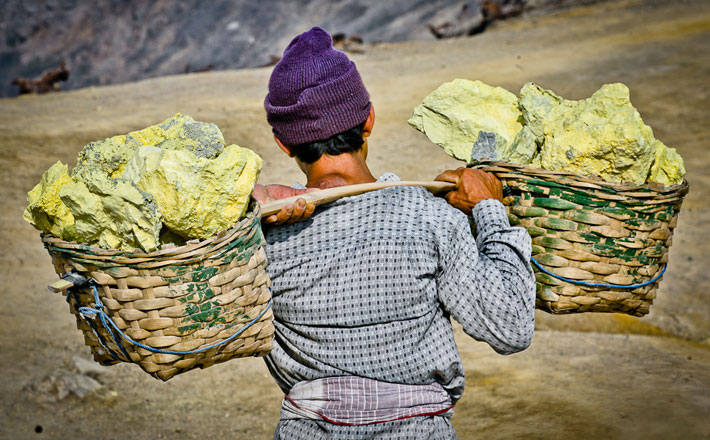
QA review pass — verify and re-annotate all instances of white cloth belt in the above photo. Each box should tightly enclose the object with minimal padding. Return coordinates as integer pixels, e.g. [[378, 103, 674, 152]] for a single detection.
[[281, 376, 454, 426]]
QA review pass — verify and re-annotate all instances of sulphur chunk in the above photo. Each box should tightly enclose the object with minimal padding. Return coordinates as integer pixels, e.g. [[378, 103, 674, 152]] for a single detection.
[[519, 83, 671, 184], [74, 114, 225, 178], [506, 126, 539, 164], [125, 113, 226, 159], [648, 140, 685, 186], [409, 79, 522, 162], [60, 168, 163, 252], [122, 144, 262, 240], [74, 135, 136, 178], [23, 161, 76, 239]]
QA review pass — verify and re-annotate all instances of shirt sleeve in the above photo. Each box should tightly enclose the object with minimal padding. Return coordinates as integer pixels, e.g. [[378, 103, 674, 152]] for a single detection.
[[436, 198, 536, 355]]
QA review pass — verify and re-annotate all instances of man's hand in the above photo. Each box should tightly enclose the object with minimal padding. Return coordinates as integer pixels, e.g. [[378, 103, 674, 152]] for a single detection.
[[252, 184, 318, 225], [435, 167, 503, 215]]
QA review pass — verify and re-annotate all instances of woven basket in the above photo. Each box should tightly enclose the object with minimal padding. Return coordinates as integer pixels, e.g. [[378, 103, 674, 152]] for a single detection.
[[473, 161, 689, 316], [42, 201, 273, 381]]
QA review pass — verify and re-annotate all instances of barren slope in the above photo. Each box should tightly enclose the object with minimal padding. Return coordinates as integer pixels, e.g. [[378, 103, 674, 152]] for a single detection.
[[0, 0, 708, 438]]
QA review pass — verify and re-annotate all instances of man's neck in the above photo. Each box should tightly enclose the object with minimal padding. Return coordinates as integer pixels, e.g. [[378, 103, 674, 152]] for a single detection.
[[302, 151, 376, 189]]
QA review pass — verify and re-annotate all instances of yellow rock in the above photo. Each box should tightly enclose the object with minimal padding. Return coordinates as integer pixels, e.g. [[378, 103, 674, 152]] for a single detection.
[[74, 114, 225, 178], [506, 126, 539, 165], [23, 161, 75, 239], [129, 113, 226, 159], [60, 168, 163, 252], [648, 140, 685, 186], [74, 135, 133, 178], [122, 144, 262, 239], [409, 79, 522, 162], [517, 82, 684, 185]]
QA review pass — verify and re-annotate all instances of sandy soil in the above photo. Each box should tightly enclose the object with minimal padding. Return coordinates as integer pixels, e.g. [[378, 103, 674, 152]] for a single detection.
[[1, 0, 708, 438]]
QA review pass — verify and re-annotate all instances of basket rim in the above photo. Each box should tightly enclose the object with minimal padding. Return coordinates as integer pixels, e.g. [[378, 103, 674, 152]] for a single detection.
[[42, 199, 262, 262], [474, 161, 689, 196]]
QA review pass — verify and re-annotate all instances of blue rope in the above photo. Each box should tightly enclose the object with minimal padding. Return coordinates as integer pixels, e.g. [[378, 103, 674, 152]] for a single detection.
[[68, 288, 129, 362], [531, 257, 667, 289], [96, 301, 132, 360], [77, 284, 272, 358]]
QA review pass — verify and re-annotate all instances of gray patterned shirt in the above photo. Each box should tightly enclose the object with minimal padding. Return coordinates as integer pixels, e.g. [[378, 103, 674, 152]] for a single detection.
[[263, 173, 535, 439]]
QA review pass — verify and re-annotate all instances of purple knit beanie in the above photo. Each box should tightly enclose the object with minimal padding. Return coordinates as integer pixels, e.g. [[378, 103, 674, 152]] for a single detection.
[[264, 27, 371, 146]]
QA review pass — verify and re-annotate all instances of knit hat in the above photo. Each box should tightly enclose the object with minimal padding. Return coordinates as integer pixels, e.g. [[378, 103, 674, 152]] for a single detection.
[[264, 27, 371, 146]]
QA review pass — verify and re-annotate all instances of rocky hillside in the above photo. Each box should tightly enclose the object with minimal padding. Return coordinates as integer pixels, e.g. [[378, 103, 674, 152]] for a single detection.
[[1, 0, 579, 97]]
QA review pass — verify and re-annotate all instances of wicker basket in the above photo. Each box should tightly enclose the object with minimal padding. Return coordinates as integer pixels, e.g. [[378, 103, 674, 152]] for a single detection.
[[473, 161, 689, 316], [42, 201, 273, 381]]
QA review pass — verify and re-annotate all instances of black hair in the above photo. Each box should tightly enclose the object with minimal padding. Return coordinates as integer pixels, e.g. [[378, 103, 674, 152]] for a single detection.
[[291, 122, 365, 164]]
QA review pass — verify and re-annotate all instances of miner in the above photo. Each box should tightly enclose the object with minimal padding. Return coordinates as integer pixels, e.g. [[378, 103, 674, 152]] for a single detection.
[[251, 27, 535, 439]]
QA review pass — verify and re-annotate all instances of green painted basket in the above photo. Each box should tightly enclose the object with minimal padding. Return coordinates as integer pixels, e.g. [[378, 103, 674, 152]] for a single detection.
[[42, 201, 273, 381], [473, 161, 689, 316]]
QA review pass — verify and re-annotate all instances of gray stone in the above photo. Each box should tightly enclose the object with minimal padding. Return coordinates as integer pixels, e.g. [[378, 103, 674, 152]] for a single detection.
[[72, 355, 110, 378], [470, 131, 501, 163], [54, 373, 102, 399]]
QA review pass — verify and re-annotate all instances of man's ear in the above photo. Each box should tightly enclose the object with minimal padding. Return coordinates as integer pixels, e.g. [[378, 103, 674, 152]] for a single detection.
[[274, 136, 295, 157], [362, 105, 375, 138]]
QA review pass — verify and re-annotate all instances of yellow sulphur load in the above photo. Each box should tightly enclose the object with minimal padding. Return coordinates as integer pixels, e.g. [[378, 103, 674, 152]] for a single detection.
[[24, 115, 263, 252], [410, 80, 685, 186]]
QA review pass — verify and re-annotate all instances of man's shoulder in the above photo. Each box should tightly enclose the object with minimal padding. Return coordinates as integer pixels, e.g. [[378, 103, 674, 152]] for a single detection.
[[374, 172, 459, 212], [266, 172, 466, 238], [354, 176, 467, 236]]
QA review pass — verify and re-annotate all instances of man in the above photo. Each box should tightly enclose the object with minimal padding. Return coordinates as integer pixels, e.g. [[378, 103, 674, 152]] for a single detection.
[[252, 27, 535, 439]]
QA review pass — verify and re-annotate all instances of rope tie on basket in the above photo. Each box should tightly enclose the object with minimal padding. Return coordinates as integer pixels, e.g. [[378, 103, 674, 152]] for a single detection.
[[76, 283, 272, 362], [67, 288, 131, 361], [530, 257, 667, 289]]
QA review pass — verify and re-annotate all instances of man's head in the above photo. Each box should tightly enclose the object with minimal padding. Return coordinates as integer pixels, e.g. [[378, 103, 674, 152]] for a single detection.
[[264, 27, 372, 163]]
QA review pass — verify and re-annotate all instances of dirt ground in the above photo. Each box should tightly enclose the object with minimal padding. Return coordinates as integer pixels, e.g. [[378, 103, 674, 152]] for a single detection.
[[1, 0, 708, 438]]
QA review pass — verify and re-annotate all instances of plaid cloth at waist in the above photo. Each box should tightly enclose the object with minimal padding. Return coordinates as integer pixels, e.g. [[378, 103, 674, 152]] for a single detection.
[[281, 376, 455, 426]]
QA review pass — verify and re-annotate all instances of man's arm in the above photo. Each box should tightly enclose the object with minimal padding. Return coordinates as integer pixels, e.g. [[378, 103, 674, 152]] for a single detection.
[[435, 168, 536, 354], [252, 184, 318, 225]]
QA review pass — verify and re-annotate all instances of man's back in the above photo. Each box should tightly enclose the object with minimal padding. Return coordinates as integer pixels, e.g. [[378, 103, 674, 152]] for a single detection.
[[263, 173, 535, 438], [264, 174, 465, 393]]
